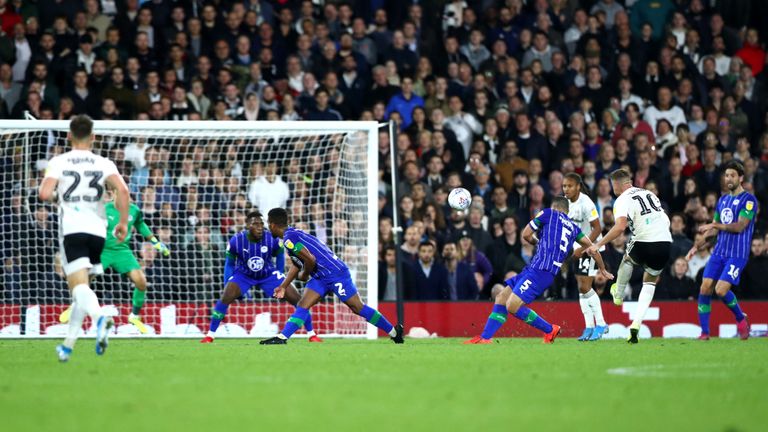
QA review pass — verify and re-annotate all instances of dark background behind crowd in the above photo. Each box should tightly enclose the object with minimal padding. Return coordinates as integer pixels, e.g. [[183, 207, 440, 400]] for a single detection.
[[1, 0, 767, 304]]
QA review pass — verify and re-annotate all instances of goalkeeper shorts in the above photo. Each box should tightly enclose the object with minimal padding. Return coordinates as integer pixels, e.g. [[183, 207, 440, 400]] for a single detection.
[[101, 248, 141, 274]]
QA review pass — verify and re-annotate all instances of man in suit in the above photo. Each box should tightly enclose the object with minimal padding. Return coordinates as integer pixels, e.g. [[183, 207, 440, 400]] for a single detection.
[[442, 241, 478, 300], [405, 241, 449, 300]]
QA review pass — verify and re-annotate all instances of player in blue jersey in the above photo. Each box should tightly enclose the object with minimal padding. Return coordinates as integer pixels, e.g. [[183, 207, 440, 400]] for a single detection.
[[259, 208, 404, 344], [200, 210, 322, 343], [686, 160, 756, 340], [464, 197, 613, 344]]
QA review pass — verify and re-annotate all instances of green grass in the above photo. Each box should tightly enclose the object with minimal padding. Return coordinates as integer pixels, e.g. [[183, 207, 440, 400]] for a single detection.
[[1, 338, 767, 432]]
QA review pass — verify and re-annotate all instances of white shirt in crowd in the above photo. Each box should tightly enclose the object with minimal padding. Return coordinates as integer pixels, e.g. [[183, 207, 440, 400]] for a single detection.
[[643, 104, 686, 134], [248, 175, 290, 214]]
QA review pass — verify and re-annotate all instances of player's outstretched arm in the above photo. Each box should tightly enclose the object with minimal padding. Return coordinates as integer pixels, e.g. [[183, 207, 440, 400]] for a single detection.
[[274, 263, 300, 299], [577, 235, 613, 280], [574, 218, 602, 258], [106, 173, 130, 242], [137, 212, 170, 256], [588, 216, 626, 255], [699, 216, 751, 234]]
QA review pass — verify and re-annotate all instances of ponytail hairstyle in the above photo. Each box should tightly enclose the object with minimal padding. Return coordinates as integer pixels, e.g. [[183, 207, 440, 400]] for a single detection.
[[564, 172, 593, 200]]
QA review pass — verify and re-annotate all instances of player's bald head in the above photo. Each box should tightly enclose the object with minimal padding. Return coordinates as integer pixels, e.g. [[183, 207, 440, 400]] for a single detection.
[[551, 196, 569, 212]]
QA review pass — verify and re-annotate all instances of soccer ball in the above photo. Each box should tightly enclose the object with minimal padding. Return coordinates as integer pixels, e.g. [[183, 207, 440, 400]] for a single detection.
[[448, 188, 472, 210]]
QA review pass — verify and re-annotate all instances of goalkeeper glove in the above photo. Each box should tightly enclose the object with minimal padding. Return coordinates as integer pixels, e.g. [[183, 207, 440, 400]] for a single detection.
[[150, 236, 170, 257]]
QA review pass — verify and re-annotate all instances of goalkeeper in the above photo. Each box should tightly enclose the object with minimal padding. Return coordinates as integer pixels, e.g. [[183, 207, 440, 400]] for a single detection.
[[60, 186, 169, 333]]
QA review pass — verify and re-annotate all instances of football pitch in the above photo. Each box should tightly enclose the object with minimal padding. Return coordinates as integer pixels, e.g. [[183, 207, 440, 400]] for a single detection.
[[1, 338, 767, 432]]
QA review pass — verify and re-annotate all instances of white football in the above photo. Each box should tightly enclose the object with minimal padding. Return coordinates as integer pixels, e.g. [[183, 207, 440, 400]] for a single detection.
[[448, 187, 472, 210]]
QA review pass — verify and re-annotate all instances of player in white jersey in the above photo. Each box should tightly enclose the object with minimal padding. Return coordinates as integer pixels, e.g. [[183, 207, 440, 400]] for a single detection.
[[563, 173, 607, 341], [586, 168, 672, 343], [39, 115, 130, 362]]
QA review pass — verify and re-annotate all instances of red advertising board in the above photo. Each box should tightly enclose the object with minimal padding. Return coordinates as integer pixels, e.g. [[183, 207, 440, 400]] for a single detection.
[[1, 301, 766, 338], [377, 301, 768, 338]]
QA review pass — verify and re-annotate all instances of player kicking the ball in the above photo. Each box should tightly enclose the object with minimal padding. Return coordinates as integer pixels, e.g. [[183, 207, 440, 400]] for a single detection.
[[260, 208, 404, 344], [686, 160, 756, 340], [201, 210, 322, 343], [586, 168, 672, 344], [563, 173, 608, 341], [59, 184, 170, 333], [464, 197, 613, 344], [39, 115, 130, 362]]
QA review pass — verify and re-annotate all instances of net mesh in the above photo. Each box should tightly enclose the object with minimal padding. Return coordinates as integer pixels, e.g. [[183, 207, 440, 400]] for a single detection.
[[0, 123, 373, 338]]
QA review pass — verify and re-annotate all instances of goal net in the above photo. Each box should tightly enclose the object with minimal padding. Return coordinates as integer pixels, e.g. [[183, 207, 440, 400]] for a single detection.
[[0, 120, 379, 339]]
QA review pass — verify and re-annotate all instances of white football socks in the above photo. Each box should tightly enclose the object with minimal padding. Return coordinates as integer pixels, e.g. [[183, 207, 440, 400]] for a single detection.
[[579, 291, 595, 327], [72, 284, 102, 320], [63, 299, 86, 350], [587, 289, 606, 326], [631, 283, 656, 330], [615, 260, 634, 297]]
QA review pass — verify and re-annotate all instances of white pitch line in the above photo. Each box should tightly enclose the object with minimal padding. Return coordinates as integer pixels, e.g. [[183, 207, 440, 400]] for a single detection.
[[606, 365, 729, 379]]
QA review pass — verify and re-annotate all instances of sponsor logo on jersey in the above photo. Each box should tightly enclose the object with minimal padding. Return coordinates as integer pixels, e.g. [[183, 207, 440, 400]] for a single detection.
[[746, 201, 754, 211], [733, 200, 740, 205], [591, 208, 598, 218], [285, 239, 294, 250], [535, 210, 544, 218], [721, 207, 734, 224], [247, 256, 265, 272], [261, 245, 268, 253]]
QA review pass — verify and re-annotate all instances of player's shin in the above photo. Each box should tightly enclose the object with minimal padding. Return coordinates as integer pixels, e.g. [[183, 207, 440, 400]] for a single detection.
[[359, 304, 396, 336], [63, 301, 87, 349], [72, 284, 102, 319], [586, 289, 606, 326], [630, 283, 656, 330], [131, 288, 146, 316], [280, 306, 310, 339], [513, 306, 553, 334], [615, 260, 634, 294], [480, 304, 508, 339], [578, 292, 594, 328], [698, 294, 712, 335], [719, 291, 745, 322], [301, 310, 316, 336], [207, 300, 229, 336]]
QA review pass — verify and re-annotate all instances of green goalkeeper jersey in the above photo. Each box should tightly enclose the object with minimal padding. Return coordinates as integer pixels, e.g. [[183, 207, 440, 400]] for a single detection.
[[104, 202, 153, 250]]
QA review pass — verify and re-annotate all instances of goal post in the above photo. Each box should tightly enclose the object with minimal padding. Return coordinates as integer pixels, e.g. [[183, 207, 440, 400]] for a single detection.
[[0, 120, 381, 339]]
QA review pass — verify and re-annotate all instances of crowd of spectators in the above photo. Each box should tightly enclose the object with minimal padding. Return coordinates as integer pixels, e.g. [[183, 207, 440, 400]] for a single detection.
[[0, 0, 767, 303]]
